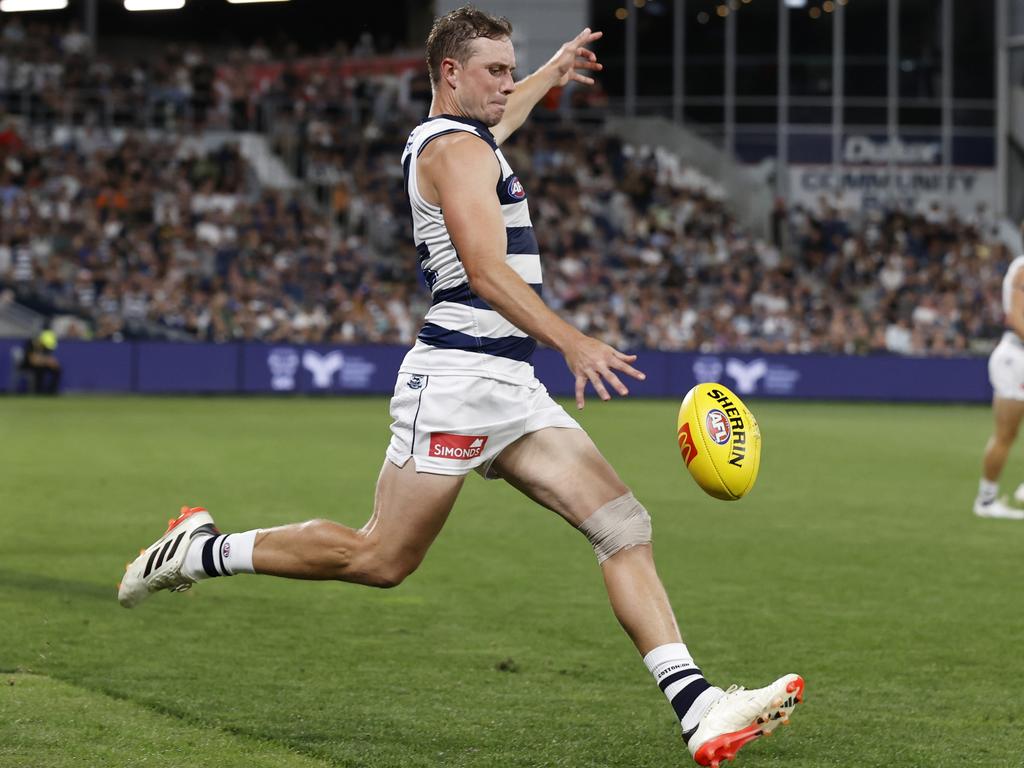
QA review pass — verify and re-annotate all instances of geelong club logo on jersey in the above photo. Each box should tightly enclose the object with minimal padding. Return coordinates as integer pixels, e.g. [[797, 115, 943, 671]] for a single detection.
[[506, 175, 526, 200], [429, 433, 488, 460], [705, 409, 732, 445]]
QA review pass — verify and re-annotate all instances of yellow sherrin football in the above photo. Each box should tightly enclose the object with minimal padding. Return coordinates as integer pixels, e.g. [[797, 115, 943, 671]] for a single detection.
[[676, 382, 761, 500]]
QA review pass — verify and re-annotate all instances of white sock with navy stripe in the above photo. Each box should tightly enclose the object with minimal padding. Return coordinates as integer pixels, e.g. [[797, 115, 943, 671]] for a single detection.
[[182, 530, 259, 580], [644, 643, 723, 741], [978, 478, 998, 504]]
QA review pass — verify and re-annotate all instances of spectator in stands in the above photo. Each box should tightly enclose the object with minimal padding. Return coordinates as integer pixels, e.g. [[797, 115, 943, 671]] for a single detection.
[[18, 328, 61, 394], [0, 18, 1015, 358]]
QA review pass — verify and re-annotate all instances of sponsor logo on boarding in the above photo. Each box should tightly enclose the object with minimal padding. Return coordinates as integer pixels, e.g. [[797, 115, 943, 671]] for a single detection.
[[693, 356, 799, 396], [725, 358, 767, 394], [266, 348, 377, 391], [677, 422, 699, 466], [267, 348, 301, 391], [303, 350, 344, 388], [705, 409, 732, 445], [506, 175, 526, 200], [429, 433, 488, 460]]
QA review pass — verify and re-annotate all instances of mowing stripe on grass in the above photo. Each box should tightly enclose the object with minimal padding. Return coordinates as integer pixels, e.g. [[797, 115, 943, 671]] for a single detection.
[[0, 674, 334, 768]]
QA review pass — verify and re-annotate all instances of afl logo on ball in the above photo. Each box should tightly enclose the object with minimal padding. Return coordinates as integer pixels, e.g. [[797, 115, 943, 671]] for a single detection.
[[507, 176, 526, 200], [705, 409, 732, 445]]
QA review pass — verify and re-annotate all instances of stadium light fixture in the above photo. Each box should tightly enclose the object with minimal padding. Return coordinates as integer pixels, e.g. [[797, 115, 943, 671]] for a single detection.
[[784, 0, 807, 7], [124, 0, 185, 9], [0, 0, 68, 10]]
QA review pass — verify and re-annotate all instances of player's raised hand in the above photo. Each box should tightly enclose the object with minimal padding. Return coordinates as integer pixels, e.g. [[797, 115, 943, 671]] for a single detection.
[[563, 333, 645, 410], [547, 28, 604, 88]]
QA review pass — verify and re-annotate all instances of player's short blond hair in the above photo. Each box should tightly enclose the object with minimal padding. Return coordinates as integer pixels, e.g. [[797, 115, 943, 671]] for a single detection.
[[426, 5, 513, 87]]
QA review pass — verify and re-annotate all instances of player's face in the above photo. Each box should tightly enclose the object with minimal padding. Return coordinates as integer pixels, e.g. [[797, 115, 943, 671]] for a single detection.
[[455, 36, 516, 127]]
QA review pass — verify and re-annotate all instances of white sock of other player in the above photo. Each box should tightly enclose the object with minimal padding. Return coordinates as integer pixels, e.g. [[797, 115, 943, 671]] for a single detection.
[[182, 530, 259, 580], [978, 478, 999, 505], [643, 643, 723, 741]]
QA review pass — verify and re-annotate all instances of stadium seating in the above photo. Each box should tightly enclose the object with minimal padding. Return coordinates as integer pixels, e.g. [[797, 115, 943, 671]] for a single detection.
[[0, 18, 1010, 355]]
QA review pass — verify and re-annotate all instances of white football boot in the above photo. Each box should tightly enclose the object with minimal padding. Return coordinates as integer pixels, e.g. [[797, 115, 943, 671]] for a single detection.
[[687, 673, 804, 768], [118, 506, 218, 608], [973, 497, 1024, 520], [1013, 483, 1024, 505]]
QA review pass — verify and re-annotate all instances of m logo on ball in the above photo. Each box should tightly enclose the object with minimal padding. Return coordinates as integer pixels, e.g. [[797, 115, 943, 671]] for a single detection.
[[705, 409, 732, 445], [677, 422, 699, 466]]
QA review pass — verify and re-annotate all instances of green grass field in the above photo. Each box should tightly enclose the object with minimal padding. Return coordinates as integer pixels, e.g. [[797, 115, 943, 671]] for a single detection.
[[2, 395, 1022, 768]]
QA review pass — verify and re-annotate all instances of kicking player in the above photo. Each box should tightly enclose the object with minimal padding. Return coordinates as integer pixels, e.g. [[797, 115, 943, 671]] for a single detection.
[[119, 7, 804, 766], [975, 250, 1024, 519]]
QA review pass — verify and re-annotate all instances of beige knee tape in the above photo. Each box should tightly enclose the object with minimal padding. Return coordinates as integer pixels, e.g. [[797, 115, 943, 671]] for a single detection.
[[577, 492, 652, 564]]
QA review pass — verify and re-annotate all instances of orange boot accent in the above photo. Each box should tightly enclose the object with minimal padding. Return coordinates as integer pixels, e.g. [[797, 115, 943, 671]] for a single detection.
[[693, 724, 764, 767], [164, 506, 210, 534], [787, 676, 805, 703]]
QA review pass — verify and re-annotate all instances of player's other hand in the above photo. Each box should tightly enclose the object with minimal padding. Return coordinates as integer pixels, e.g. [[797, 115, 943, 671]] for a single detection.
[[547, 28, 603, 88], [563, 333, 645, 410]]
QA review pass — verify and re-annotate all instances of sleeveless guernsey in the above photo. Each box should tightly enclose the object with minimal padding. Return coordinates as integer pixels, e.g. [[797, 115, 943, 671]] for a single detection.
[[1002, 254, 1024, 344], [399, 115, 542, 384]]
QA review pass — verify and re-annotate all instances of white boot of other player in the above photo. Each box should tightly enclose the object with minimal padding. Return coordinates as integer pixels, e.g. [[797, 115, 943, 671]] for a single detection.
[[973, 497, 1024, 520], [1013, 483, 1024, 505]]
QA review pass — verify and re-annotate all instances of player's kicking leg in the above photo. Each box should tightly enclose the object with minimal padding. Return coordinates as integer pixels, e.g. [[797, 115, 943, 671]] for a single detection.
[[118, 458, 463, 607], [490, 426, 803, 767]]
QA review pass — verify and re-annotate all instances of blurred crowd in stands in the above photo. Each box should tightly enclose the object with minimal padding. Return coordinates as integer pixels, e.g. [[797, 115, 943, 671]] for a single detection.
[[0, 17, 1010, 356]]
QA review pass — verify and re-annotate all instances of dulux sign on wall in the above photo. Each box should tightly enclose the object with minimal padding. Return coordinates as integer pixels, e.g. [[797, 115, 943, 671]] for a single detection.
[[788, 135, 996, 216]]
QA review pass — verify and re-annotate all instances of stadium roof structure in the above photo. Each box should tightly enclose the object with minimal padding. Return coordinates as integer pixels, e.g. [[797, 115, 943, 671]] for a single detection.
[[0, 0, 428, 53]]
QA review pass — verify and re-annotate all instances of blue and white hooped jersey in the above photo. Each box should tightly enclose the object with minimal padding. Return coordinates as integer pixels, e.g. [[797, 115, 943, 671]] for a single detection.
[[1002, 254, 1024, 344], [399, 114, 542, 384]]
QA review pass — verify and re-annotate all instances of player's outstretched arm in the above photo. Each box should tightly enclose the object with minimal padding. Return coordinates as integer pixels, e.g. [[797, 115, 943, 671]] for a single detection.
[[490, 28, 603, 146], [420, 132, 644, 409]]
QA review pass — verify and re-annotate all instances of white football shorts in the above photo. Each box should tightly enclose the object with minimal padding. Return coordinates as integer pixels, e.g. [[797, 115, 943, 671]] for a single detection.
[[385, 373, 582, 477], [988, 334, 1024, 400]]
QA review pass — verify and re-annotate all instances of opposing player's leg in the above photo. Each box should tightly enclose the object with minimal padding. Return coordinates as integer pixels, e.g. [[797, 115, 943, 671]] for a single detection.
[[118, 459, 464, 607], [976, 396, 1024, 519], [490, 426, 802, 767]]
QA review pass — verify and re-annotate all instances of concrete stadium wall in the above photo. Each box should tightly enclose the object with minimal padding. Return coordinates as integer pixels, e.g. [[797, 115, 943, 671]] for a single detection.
[[0, 339, 992, 403]]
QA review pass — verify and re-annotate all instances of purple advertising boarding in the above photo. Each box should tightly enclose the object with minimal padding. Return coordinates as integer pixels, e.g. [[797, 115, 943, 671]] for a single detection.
[[0, 339, 995, 403]]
